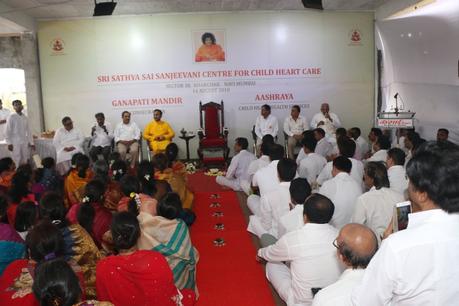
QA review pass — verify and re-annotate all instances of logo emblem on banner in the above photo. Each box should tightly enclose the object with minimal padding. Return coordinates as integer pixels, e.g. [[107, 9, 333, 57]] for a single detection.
[[349, 29, 362, 45], [50, 38, 65, 54]]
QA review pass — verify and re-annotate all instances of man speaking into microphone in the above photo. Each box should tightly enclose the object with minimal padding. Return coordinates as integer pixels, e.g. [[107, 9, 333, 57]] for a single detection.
[[89, 112, 114, 162], [310, 103, 341, 136]]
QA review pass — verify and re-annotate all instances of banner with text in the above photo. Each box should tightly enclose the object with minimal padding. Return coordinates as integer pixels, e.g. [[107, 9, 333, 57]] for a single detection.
[[38, 11, 374, 158]]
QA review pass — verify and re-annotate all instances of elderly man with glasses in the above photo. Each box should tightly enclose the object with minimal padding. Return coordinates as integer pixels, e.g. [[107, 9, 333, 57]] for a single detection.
[[53, 116, 84, 175]]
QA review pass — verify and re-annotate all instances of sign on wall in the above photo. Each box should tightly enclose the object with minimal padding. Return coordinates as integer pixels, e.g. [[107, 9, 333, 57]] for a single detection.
[[38, 12, 374, 158]]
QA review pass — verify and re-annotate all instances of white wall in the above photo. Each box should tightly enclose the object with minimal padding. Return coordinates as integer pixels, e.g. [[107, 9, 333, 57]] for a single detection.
[[0, 3, 43, 136], [38, 11, 375, 159], [375, 0, 459, 143]]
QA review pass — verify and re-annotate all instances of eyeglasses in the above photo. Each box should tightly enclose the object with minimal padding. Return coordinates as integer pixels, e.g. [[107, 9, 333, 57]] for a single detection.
[[332, 239, 340, 249]]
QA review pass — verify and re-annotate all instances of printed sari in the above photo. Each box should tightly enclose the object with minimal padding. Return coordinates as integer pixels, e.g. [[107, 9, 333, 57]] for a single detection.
[[61, 224, 102, 299], [137, 213, 198, 293]]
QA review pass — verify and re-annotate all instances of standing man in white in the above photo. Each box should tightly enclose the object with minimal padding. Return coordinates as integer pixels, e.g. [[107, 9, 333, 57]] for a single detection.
[[5, 100, 34, 166], [0, 99, 11, 141], [216, 137, 255, 191], [255, 104, 278, 152], [53, 116, 84, 174], [284, 105, 308, 158], [310, 103, 341, 136]]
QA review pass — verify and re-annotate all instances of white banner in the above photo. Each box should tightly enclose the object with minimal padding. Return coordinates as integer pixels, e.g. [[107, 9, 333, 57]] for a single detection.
[[38, 12, 374, 159]]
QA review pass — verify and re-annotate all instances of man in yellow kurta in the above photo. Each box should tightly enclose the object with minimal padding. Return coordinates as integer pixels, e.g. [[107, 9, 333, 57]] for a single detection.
[[143, 109, 175, 154]]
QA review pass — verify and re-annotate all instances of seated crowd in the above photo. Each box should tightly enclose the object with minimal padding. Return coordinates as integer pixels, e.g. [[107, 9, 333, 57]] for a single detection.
[[0, 140, 198, 305], [0, 100, 456, 306], [215, 103, 457, 305]]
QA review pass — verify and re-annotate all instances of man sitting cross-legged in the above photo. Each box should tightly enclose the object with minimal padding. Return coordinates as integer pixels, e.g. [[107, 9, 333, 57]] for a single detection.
[[216, 137, 255, 191], [247, 158, 297, 239], [257, 193, 344, 306]]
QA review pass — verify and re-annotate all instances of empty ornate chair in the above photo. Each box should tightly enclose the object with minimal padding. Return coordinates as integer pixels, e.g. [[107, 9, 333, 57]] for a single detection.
[[197, 101, 229, 166]]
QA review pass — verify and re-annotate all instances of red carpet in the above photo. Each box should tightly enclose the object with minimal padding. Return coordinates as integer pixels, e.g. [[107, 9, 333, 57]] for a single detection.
[[188, 173, 276, 306]]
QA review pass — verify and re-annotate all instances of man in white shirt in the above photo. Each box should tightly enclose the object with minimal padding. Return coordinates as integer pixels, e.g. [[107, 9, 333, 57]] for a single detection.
[[314, 128, 333, 158], [348, 127, 369, 160], [310, 103, 341, 136], [351, 162, 404, 242], [248, 158, 297, 239], [89, 112, 113, 162], [257, 193, 344, 306], [5, 100, 34, 166], [298, 137, 327, 186], [216, 137, 255, 191], [386, 148, 408, 195], [352, 141, 459, 305], [365, 128, 382, 158], [313, 223, 378, 306], [278, 178, 312, 238], [114, 111, 141, 169], [240, 141, 271, 195], [364, 135, 390, 163], [0, 99, 11, 141], [53, 116, 84, 175], [319, 156, 362, 229], [247, 144, 284, 216], [255, 104, 278, 147], [284, 105, 308, 159], [317, 137, 364, 188]]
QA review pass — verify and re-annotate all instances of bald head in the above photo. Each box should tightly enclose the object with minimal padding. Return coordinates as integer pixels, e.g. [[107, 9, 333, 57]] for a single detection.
[[336, 223, 378, 269]]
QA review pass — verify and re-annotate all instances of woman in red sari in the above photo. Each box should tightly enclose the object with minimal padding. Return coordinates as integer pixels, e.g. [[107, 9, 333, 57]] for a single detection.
[[96, 212, 195, 306], [0, 220, 85, 306], [67, 180, 112, 249], [7, 166, 36, 226], [33, 258, 113, 306]]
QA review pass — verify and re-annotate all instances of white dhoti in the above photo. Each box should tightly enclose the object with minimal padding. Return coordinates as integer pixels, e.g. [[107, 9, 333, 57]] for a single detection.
[[240, 179, 252, 195], [11, 142, 30, 166], [247, 215, 268, 238], [247, 194, 261, 216], [216, 176, 241, 191], [266, 262, 297, 305]]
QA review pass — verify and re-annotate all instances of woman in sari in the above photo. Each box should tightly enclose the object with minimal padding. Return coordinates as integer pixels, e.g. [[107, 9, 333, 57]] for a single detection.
[[67, 180, 112, 249], [96, 160, 126, 212], [64, 154, 93, 208], [0, 157, 16, 191], [136, 192, 198, 294], [0, 196, 25, 275], [0, 220, 85, 306], [96, 211, 195, 306], [33, 258, 113, 306], [195, 32, 225, 62], [7, 167, 36, 226], [39, 192, 101, 299], [14, 201, 38, 240], [117, 175, 157, 215], [153, 153, 194, 209], [166, 143, 187, 176]]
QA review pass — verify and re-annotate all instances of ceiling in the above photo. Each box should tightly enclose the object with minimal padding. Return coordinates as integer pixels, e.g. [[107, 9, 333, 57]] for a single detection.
[[0, 0, 390, 19]]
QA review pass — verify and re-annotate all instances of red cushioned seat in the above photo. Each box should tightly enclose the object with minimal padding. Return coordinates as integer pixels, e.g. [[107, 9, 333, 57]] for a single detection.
[[197, 101, 229, 166]]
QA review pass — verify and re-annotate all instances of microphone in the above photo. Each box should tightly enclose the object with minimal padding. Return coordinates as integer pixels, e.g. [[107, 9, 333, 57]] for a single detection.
[[394, 93, 399, 99]]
